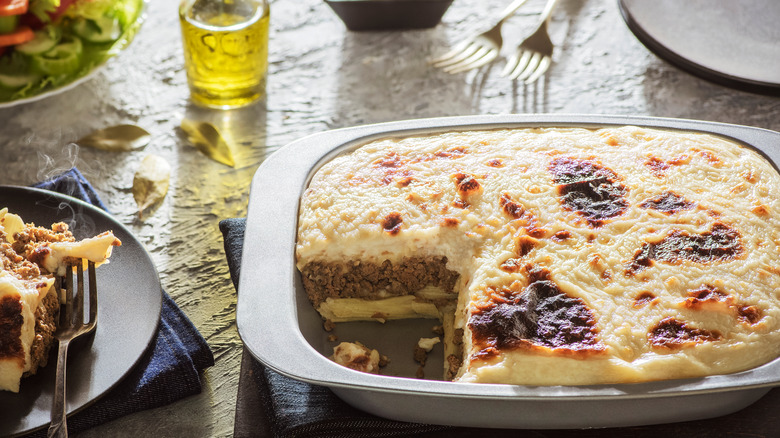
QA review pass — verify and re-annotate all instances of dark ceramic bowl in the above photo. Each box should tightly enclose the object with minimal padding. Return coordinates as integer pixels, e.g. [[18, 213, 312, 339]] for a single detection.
[[325, 0, 453, 31]]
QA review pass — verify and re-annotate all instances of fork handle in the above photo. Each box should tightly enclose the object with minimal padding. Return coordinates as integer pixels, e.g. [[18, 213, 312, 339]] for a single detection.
[[537, 0, 560, 24], [48, 340, 70, 438], [496, 0, 531, 24]]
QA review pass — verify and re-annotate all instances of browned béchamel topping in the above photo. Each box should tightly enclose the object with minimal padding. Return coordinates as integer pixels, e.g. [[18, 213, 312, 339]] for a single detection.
[[549, 157, 629, 227], [649, 317, 721, 349], [296, 126, 780, 385], [639, 191, 696, 214], [469, 268, 605, 360], [628, 223, 743, 275]]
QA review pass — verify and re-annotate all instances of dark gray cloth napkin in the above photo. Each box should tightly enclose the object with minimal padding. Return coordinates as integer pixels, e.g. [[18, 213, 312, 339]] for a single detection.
[[23, 168, 215, 437], [220, 217, 780, 438]]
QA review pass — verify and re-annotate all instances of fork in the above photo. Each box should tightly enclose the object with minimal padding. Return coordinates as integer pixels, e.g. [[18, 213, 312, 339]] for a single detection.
[[431, 0, 530, 74], [501, 0, 560, 83], [48, 260, 98, 438]]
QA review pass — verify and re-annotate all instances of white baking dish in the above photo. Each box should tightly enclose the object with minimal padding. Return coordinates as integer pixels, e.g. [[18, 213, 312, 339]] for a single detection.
[[237, 114, 780, 429]]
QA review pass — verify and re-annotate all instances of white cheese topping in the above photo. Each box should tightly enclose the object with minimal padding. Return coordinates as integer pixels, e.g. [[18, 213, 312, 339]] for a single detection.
[[298, 126, 780, 385], [43, 232, 120, 275]]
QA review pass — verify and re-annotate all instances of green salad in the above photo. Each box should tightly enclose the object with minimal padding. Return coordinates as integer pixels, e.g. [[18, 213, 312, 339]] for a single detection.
[[0, 0, 145, 104]]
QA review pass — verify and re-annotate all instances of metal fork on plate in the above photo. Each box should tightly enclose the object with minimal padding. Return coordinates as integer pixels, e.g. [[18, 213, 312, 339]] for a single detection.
[[48, 260, 98, 438], [431, 0, 530, 74], [501, 0, 560, 83]]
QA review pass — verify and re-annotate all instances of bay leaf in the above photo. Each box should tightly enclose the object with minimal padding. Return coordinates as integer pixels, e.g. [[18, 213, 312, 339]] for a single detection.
[[180, 119, 236, 167], [76, 124, 151, 152], [133, 154, 171, 217]]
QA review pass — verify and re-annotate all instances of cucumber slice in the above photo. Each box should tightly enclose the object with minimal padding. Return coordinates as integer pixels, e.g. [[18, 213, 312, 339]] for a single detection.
[[0, 16, 18, 35], [16, 28, 61, 55], [31, 37, 83, 75], [0, 72, 41, 89], [72, 16, 122, 43]]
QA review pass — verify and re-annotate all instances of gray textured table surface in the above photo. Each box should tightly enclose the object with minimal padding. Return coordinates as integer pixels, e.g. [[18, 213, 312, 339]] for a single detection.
[[1, 0, 778, 436]]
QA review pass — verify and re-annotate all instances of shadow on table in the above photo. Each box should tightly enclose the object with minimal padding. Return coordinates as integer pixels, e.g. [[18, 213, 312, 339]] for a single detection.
[[503, 0, 589, 115], [332, 26, 499, 124], [640, 57, 780, 128]]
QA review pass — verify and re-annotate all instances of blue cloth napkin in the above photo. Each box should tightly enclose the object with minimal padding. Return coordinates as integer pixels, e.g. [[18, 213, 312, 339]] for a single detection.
[[24, 168, 214, 437]]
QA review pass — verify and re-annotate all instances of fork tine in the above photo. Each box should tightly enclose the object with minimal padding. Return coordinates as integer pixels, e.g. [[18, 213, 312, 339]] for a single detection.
[[63, 264, 73, 326], [525, 56, 551, 84], [74, 261, 84, 325], [448, 48, 499, 74], [507, 51, 533, 79], [430, 39, 472, 64], [500, 53, 520, 77], [433, 43, 479, 68], [87, 261, 98, 327], [444, 47, 494, 73], [514, 52, 542, 81]]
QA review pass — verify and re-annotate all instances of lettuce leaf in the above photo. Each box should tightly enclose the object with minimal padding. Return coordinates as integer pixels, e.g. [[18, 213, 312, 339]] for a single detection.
[[0, 0, 144, 103], [30, 0, 62, 23], [64, 0, 136, 24]]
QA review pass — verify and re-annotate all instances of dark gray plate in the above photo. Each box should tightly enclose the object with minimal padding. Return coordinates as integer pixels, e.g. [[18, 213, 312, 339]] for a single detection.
[[0, 186, 162, 437], [238, 115, 780, 428], [619, 0, 780, 95]]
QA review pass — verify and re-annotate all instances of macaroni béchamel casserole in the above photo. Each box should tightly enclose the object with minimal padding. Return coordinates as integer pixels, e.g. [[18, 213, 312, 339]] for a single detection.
[[295, 126, 780, 385], [0, 208, 120, 393]]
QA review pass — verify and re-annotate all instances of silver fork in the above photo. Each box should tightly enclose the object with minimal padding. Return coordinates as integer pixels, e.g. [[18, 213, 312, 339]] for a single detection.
[[48, 260, 98, 438], [501, 0, 560, 83], [431, 0, 530, 74]]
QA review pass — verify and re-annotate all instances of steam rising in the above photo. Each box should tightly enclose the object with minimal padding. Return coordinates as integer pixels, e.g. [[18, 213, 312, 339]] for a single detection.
[[35, 143, 100, 237]]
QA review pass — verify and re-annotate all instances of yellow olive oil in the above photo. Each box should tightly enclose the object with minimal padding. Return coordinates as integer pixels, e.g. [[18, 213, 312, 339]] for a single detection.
[[179, 0, 269, 108]]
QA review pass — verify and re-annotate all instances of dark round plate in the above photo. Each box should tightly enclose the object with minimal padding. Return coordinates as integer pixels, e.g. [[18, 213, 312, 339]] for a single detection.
[[0, 186, 162, 437], [619, 0, 780, 96]]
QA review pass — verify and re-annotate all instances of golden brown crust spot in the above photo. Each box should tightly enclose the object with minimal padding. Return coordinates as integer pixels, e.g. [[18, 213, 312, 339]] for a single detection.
[[742, 171, 759, 183], [645, 156, 670, 178], [639, 192, 695, 214], [514, 235, 538, 258], [649, 317, 721, 349], [499, 193, 525, 219], [453, 173, 482, 199], [680, 284, 763, 326], [737, 306, 762, 325], [697, 149, 723, 167], [440, 217, 460, 228], [627, 223, 743, 275], [381, 212, 403, 235], [548, 157, 629, 227], [752, 204, 770, 216], [551, 230, 571, 242], [469, 270, 605, 359], [633, 291, 658, 308], [682, 284, 731, 308]]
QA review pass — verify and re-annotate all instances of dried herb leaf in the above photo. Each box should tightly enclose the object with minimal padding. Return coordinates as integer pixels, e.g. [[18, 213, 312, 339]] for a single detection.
[[76, 124, 151, 152], [133, 154, 171, 217], [180, 119, 236, 167]]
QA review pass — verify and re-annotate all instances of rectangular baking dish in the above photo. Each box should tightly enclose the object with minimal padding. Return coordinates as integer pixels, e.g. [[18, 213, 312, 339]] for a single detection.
[[237, 114, 780, 429]]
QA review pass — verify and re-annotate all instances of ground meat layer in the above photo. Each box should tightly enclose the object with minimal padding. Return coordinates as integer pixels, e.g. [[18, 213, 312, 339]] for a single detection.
[[0, 295, 25, 364], [25, 290, 59, 376], [301, 256, 459, 306], [1, 220, 70, 379]]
